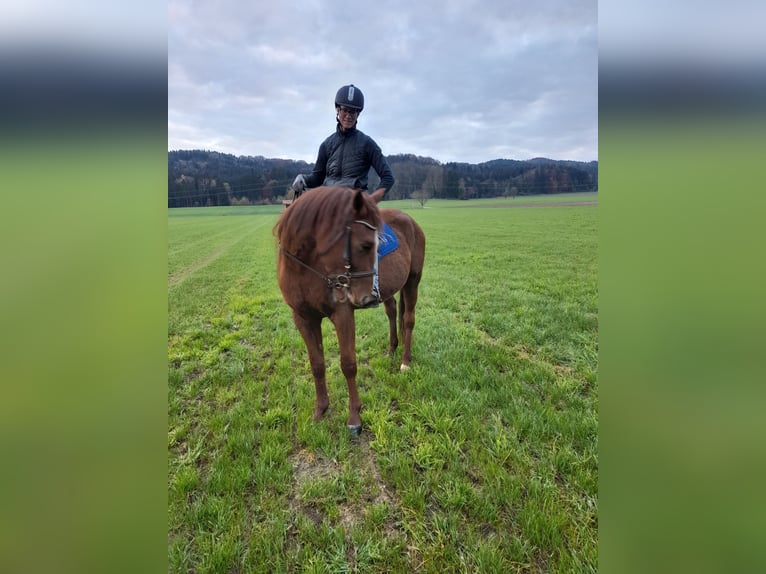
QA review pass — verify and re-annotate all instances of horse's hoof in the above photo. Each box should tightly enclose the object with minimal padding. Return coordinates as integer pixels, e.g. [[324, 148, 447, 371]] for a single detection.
[[347, 424, 362, 438], [400, 364, 410, 372]]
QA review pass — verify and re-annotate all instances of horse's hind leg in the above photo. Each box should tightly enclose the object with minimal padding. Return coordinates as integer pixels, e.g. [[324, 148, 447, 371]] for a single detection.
[[399, 273, 422, 371], [292, 311, 329, 420], [384, 296, 398, 355]]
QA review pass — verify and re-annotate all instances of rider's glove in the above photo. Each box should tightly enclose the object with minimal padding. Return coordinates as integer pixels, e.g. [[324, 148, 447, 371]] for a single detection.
[[291, 174, 307, 193]]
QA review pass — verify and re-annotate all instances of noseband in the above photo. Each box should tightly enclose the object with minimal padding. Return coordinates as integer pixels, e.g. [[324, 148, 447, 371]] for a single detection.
[[279, 220, 377, 292]]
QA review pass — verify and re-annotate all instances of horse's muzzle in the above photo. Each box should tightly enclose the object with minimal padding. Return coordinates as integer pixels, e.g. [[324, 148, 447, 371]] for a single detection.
[[358, 293, 378, 308]]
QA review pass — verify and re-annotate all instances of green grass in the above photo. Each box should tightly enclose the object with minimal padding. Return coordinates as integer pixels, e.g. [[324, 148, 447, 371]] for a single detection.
[[168, 193, 598, 572]]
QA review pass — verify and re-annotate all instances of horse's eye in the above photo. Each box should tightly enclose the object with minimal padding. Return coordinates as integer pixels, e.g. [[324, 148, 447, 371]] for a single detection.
[[360, 241, 374, 252]]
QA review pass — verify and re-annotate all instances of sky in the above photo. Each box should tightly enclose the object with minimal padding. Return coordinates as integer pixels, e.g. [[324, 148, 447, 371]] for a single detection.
[[168, 0, 598, 165]]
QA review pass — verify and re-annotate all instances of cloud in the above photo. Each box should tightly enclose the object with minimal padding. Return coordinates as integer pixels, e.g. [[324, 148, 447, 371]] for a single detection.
[[168, 0, 598, 163]]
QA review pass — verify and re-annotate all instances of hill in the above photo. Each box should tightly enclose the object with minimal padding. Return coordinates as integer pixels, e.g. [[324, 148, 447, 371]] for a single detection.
[[168, 150, 597, 207]]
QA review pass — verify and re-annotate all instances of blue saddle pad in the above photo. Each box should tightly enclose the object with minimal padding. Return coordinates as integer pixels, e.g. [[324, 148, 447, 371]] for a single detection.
[[377, 222, 399, 258]]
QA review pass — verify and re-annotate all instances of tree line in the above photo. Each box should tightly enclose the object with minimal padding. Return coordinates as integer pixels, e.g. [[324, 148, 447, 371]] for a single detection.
[[168, 149, 598, 208]]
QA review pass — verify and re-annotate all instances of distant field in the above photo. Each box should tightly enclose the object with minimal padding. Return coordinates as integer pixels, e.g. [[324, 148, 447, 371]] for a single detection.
[[375, 192, 598, 210], [168, 194, 598, 572]]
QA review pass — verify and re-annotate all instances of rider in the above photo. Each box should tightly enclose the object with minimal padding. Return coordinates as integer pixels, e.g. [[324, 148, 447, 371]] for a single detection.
[[290, 84, 395, 308]]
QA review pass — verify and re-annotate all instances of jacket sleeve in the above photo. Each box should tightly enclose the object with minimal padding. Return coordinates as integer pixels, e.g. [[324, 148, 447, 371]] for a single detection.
[[368, 138, 395, 195], [304, 142, 328, 188]]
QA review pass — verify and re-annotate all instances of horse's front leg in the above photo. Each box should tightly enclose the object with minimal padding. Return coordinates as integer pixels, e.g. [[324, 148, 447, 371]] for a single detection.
[[292, 310, 329, 420], [330, 308, 362, 435]]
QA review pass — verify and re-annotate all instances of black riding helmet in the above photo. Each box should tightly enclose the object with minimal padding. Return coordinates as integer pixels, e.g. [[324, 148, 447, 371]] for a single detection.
[[335, 84, 364, 112]]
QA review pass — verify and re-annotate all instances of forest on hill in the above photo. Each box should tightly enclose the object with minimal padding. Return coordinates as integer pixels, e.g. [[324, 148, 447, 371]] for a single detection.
[[168, 149, 598, 208]]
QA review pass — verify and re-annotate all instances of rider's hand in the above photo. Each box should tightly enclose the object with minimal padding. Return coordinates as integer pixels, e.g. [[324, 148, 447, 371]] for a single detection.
[[291, 174, 307, 192]]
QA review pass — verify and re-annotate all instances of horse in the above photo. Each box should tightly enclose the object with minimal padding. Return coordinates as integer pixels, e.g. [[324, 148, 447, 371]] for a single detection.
[[274, 186, 426, 435]]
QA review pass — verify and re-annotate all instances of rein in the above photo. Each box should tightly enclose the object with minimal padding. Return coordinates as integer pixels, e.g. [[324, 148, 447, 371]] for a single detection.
[[279, 219, 377, 291]]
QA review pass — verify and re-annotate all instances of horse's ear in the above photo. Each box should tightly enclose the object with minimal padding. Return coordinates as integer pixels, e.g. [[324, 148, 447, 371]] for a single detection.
[[352, 189, 366, 213], [369, 189, 385, 205]]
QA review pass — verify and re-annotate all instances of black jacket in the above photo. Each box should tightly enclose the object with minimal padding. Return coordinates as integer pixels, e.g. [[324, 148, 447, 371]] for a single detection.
[[304, 124, 395, 195]]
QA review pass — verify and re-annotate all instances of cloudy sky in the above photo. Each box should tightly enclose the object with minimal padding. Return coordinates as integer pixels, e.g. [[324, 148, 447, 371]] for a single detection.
[[168, 0, 597, 164]]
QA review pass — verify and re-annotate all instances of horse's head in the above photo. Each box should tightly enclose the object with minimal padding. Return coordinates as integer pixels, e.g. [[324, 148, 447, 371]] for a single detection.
[[317, 189, 380, 306], [275, 186, 381, 308]]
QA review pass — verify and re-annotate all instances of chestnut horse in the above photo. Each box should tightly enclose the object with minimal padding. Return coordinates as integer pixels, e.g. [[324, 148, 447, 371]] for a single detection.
[[274, 186, 425, 435]]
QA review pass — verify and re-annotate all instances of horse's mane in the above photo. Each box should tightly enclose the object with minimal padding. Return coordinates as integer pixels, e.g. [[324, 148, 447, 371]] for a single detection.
[[274, 186, 381, 257]]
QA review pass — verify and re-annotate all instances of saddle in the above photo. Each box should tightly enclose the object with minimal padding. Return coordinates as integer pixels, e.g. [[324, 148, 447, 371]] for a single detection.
[[378, 222, 399, 258]]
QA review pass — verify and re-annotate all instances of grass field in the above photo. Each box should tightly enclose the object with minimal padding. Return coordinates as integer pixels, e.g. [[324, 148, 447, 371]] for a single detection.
[[168, 193, 598, 573]]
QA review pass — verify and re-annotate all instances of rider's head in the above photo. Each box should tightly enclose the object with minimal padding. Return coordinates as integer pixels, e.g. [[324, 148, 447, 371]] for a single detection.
[[335, 84, 364, 131]]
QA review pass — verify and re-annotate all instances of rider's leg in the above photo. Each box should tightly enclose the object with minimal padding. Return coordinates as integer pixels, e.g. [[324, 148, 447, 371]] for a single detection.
[[372, 251, 380, 298], [360, 251, 381, 309]]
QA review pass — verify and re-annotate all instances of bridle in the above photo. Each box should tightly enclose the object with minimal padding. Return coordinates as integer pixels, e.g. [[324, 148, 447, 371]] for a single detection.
[[279, 219, 377, 292]]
